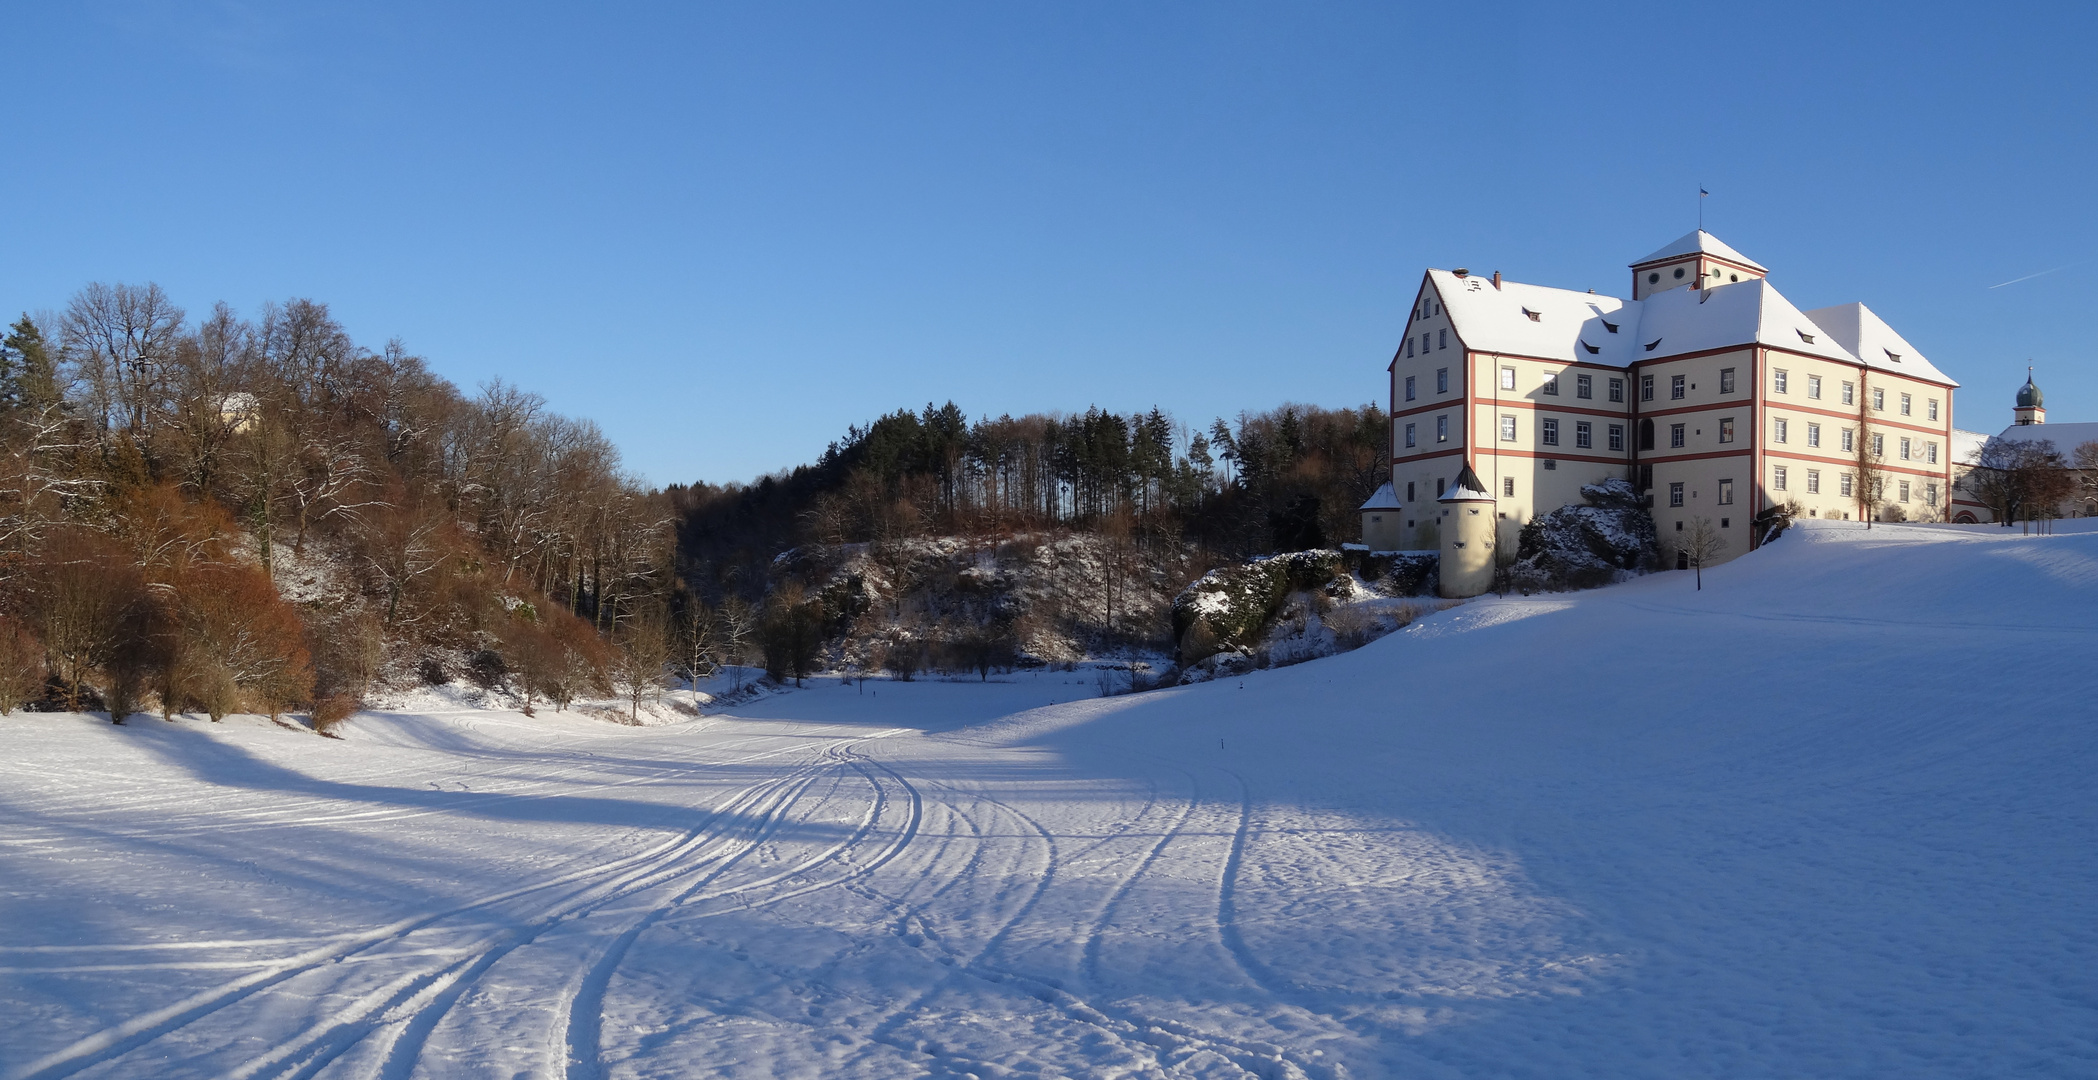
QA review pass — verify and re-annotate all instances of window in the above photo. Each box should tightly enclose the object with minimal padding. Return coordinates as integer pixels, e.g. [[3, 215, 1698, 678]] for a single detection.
[[1842, 381, 1855, 405], [1927, 482, 1939, 506], [1899, 481, 1911, 503], [1841, 428, 1855, 452], [1774, 418, 1788, 443], [1774, 466, 1788, 491], [1541, 418, 1560, 446], [1872, 387, 1885, 411], [1608, 423, 1624, 451], [1807, 469, 1821, 494], [1900, 392, 1912, 416], [1669, 482, 1685, 507], [1641, 375, 1655, 401], [1543, 374, 1560, 396], [1773, 369, 1788, 394], [1576, 373, 1593, 399], [1808, 374, 1823, 399], [1671, 374, 1686, 400], [1640, 419, 1655, 450], [1670, 423, 1686, 448], [1927, 441, 1938, 464], [1421, 333, 1431, 354], [1720, 368, 1736, 394], [1500, 366, 1516, 391], [1871, 432, 1884, 458], [1436, 478, 1446, 496], [1406, 481, 1415, 501], [1718, 479, 1734, 505], [1500, 415, 1516, 441], [1404, 375, 1416, 401], [1404, 423, 1416, 448], [1503, 477, 1515, 497], [1436, 415, 1448, 442], [1609, 377, 1625, 403], [1840, 472, 1854, 497], [1437, 368, 1449, 394], [1575, 421, 1592, 449], [1807, 422, 1821, 448], [1405, 338, 1414, 359], [1900, 437, 1912, 460], [1438, 329, 1448, 350], [1928, 398, 1939, 421], [1719, 417, 1735, 444]]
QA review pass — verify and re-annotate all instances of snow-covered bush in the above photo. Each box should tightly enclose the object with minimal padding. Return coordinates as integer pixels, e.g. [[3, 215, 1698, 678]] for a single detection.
[[1507, 479, 1659, 593]]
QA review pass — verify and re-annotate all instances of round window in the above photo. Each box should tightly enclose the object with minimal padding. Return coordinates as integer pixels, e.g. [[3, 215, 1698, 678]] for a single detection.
[[1648, 272, 1660, 284], [1673, 267, 1685, 279], [1729, 273, 1739, 281]]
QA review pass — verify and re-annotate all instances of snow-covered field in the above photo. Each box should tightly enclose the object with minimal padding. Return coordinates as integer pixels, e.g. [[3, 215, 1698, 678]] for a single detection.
[[3, 520, 2094, 1079]]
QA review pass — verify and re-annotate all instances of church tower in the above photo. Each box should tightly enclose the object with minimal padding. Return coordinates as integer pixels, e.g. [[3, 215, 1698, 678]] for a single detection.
[[2014, 368, 2045, 425], [1628, 230, 1768, 300]]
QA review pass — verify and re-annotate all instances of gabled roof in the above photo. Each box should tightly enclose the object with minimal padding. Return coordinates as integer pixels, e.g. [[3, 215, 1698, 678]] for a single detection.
[[1631, 229, 1766, 272], [1432, 269, 1640, 367], [1991, 421, 2098, 452], [1802, 303, 1958, 387], [1438, 462, 1493, 502], [1359, 481, 1403, 511], [1639, 279, 1858, 365]]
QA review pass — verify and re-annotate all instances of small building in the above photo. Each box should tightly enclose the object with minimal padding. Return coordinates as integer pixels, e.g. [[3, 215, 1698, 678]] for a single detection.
[[1358, 482, 1405, 551]]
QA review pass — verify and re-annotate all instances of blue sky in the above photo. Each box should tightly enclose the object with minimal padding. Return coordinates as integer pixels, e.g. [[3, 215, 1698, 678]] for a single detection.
[[4, 2, 2092, 484]]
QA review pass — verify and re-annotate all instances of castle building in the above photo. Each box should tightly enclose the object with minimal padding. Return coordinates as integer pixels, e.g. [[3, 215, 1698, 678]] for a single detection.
[[1385, 231, 1960, 565]]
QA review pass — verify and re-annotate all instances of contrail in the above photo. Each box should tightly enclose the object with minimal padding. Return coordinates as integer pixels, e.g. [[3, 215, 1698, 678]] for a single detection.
[[1987, 263, 2076, 289]]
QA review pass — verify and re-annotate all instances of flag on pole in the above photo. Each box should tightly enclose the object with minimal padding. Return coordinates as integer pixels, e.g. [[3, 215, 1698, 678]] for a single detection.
[[1700, 188, 1709, 197]]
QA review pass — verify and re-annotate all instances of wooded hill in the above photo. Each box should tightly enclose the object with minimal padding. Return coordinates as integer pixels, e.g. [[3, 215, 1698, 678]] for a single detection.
[[0, 282, 1389, 718]]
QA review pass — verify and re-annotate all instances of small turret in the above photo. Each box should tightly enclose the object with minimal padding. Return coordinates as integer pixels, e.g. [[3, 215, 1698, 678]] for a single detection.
[[1358, 482, 1404, 552], [2014, 367, 2045, 425], [1437, 462, 1496, 599]]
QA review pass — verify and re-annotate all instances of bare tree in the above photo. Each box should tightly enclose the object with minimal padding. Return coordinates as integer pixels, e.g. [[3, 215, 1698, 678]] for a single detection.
[[1679, 516, 1728, 590], [614, 611, 673, 722], [60, 282, 186, 436], [2072, 441, 2098, 517], [1971, 437, 2074, 526], [1853, 422, 1887, 526]]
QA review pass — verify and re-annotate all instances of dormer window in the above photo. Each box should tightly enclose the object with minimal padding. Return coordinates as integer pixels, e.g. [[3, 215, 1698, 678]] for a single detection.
[[1580, 341, 1600, 354], [1885, 349, 1902, 363], [1521, 307, 1541, 322], [1600, 318, 1618, 333], [1645, 338, 1663, 351], [1797, 330, 1816, 344]]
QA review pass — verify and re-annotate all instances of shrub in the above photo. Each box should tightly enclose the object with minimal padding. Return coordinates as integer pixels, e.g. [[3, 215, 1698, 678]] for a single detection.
[[167, 561, 314, 720], [26, 527, 154, 716], [0, 618, 47, 715]]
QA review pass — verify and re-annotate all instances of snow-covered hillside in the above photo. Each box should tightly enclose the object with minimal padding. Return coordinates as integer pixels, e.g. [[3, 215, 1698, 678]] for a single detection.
[[2, 520, 2092, 1079]]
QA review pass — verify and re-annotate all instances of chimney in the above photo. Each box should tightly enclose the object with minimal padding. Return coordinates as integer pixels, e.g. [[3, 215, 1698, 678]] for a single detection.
[[1491, 270, 1501, 290]]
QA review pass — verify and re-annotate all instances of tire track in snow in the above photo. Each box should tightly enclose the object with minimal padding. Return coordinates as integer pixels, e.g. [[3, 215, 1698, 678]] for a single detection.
[[2, 738, 858, 1080]]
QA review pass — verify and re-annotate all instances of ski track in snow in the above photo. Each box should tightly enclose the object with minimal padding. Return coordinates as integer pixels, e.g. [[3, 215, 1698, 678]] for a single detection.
[[3, 520, 2096, 1078]]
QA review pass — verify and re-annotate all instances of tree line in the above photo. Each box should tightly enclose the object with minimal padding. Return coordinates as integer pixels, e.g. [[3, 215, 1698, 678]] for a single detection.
[[671, 399, 1390, 607]]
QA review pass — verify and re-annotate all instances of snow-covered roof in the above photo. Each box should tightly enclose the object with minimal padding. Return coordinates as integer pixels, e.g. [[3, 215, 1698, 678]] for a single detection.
[[1951, 428, 1991, 466], [1433, 269, 1639, 367], [1630, 230, 1767, 272], [1990, 421, 2098, 453], [1358, 481, 1403, 511], [1636, 279, 1858, 365], [1430, 266, 1958, 387], [1802, 303, 1958, 387], [1437, 462, 1493, 502]]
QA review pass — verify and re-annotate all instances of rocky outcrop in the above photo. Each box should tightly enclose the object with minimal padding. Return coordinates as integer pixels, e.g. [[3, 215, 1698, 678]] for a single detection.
[[1507, 479, 1659, 593]]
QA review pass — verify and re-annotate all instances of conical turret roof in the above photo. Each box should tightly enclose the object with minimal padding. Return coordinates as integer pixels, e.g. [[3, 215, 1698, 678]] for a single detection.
[[1437, 462, 1493, 502]]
